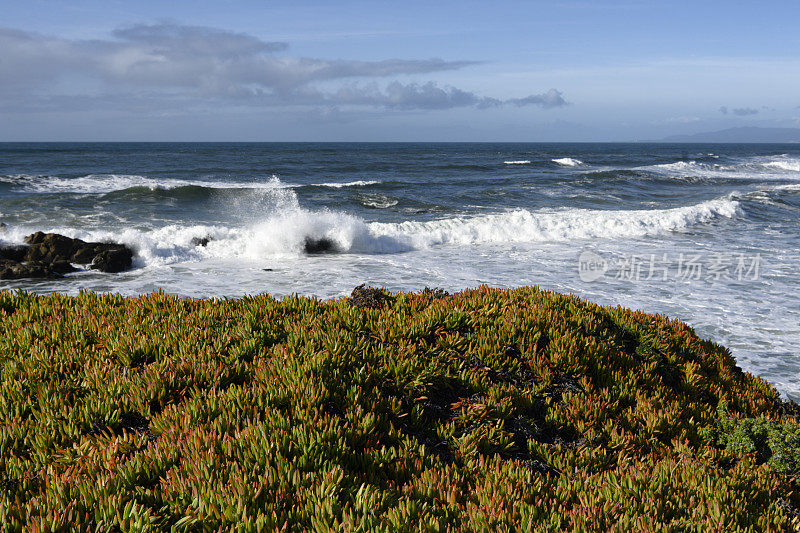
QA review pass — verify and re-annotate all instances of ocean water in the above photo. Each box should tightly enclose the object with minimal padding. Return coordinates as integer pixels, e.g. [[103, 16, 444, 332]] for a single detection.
[[1, 142, 798, 399]]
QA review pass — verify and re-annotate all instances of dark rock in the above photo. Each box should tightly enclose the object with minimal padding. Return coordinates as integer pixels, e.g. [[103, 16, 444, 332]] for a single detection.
[[0, 259, 60, 280], [23, 232, 133, 271], [24, 231, 83, 261], [0, 245, 29, 262], [51, 260, 77, 274], [90, 248, 134, 273], [350, 284, 395, 310], [303, 236, 338, 254], [72, 246, 103, 264], [0, 232, 134, 279], [190, 236, 212, 247]]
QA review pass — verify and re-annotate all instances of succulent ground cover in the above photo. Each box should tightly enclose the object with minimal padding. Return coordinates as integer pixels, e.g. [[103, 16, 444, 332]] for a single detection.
[[0, 286, 798, 531]]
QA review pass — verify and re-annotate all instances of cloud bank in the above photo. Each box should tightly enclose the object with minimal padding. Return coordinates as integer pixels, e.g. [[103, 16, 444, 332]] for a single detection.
[[0, 24, 568, 114]]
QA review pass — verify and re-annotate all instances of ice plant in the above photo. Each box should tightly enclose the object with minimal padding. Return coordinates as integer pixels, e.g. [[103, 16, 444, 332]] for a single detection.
[[0, 286, 797, 530]]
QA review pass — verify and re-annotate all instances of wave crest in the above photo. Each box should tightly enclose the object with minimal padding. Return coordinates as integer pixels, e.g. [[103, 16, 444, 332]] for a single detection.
[[311, 180, 380, 188], [368, 197, 740, 248], [762, 159, 800, 172], [0, 174, 294, 194], [552, 157, 584, 167]]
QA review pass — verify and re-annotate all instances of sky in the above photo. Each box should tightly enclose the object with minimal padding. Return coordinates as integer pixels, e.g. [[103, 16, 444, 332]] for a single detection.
[[1, 0, 799, 141]]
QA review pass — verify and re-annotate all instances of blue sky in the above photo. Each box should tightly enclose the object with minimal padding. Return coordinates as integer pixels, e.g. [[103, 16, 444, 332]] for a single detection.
[[1, 0, 798, 141]]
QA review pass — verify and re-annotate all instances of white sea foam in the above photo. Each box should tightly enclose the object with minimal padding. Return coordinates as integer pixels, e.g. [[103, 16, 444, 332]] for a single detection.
[[312, 180, 380, 188], [644, 161, 708, 173], [773, 183, 800, 192], [211, 194, 738, 257], [552, 157, 584, 167], [504, 160, 530, 165], [0, 174, 296, 194], [638, 160, 754, 181], [640, 156, 800, 180], [368, 196, 740, 249], [358, 193, 398, 209], [0, 174, 385, 194], [762, 160, 800, 172], [1, 185, 741, 268]]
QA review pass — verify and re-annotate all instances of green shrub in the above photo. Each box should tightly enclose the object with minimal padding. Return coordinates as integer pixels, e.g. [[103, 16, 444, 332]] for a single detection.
[[0, 286, 798, 530], [705, 401, 800, 474]]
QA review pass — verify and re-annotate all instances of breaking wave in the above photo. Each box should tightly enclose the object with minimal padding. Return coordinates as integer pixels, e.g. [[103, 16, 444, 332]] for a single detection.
[[1, 190, 742, 267], [311, 180, 380, 188], [761, 157, 800, 172], [0, 174, 295, 194], [552, 157, 584, 167], [0, 174, 386, 195], [368, 196, 740, 249], [639, 156, 800, 179]]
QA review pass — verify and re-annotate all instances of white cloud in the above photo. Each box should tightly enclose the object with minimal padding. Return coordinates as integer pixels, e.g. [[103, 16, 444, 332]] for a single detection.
[[508, 89, 569, 108], [0, 24, 567, 113]]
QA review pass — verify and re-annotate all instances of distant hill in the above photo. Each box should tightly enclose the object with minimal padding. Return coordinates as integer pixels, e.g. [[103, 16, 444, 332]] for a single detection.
[[652, 127, 800, 143]]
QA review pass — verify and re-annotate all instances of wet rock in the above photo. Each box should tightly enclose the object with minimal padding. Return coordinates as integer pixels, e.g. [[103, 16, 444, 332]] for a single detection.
[[90, 248, 133, 273], [23, 232, 133, 272], [72, 246, 102, 264], [51, 260, 78, 274], [0, 232, 134, 280], [0, 245, 29, 262], [303, 236, 338, 254], [0, 259, 59, 280], [190, 236, 212, 247], [24, 232, 80, 261]]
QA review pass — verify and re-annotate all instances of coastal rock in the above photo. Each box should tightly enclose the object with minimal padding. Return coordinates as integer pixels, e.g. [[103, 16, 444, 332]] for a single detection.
[[303, 236, 338, 254], [0, 232, 134, 280], [24, 232, 77, 260], [190, 236, 212, 247], [23, 232, 134, 273], [52, 260, 78, 274], [0, 259, 58, 280], [90, 248, 133, 273], [0, 245, 29, 262]]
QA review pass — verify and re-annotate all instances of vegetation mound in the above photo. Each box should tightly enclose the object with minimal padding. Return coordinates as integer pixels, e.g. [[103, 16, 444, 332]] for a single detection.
[[1, 286, 798, 530]]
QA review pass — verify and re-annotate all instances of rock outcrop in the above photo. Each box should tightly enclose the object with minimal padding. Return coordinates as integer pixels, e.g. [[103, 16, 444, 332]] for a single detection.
[[303, 236, 338, 254], [0, 232, 134, 279], [0, 260, 58, 280], [190, 236, 212, 247]]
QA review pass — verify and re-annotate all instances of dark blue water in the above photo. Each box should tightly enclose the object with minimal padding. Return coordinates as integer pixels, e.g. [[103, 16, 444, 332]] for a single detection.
[[1, 142, 799, 398]]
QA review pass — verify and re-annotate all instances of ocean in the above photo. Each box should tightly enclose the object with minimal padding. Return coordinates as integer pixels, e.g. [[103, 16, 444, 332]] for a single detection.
[[1, 142, 798, 399]]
